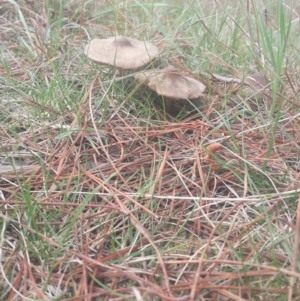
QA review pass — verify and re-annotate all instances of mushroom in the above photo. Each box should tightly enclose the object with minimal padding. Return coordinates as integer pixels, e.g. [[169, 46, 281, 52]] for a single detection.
[[243, 72, 270, 100], [135, 65, 206, 115], [84, 36, 159, 75]]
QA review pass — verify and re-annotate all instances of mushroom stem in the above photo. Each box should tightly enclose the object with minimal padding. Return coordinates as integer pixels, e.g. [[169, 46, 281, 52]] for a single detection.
[[118, 67, 124, 77]]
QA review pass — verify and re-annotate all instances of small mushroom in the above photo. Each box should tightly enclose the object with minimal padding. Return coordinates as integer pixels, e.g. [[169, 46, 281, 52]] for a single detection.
[[84, 36, 159, 75], [244, 72, 270, 100], [135, 65, 206, 115]]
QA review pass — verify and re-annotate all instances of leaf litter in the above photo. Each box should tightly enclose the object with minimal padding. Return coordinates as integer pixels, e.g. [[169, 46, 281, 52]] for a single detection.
[[1, 1, 300, 300]]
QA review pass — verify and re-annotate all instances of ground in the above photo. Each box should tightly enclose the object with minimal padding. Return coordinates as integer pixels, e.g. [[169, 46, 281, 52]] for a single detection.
[[0, 0, 300, 300]]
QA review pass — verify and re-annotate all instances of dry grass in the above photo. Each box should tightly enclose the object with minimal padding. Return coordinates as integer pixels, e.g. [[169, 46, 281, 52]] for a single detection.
[[1, 0, 300, 300]]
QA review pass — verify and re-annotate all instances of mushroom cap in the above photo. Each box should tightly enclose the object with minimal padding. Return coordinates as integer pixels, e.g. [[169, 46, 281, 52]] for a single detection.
[[245, 72, 268, 90], [135, 65, 206, 99], [84, 36, 159, 69]]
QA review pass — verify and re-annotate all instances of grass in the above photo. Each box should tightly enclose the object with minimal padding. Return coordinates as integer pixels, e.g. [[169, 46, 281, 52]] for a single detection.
[[1, 0, 300, 300]]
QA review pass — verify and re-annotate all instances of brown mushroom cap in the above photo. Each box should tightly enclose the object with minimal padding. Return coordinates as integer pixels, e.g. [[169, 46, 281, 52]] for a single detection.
[[245, 72, 269, 90], [84, 36, 159, 70], [135, 65, 206, 99]]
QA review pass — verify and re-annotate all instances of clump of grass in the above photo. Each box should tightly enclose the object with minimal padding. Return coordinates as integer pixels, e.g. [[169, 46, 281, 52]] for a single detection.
[[1, 0, 300, 300]]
